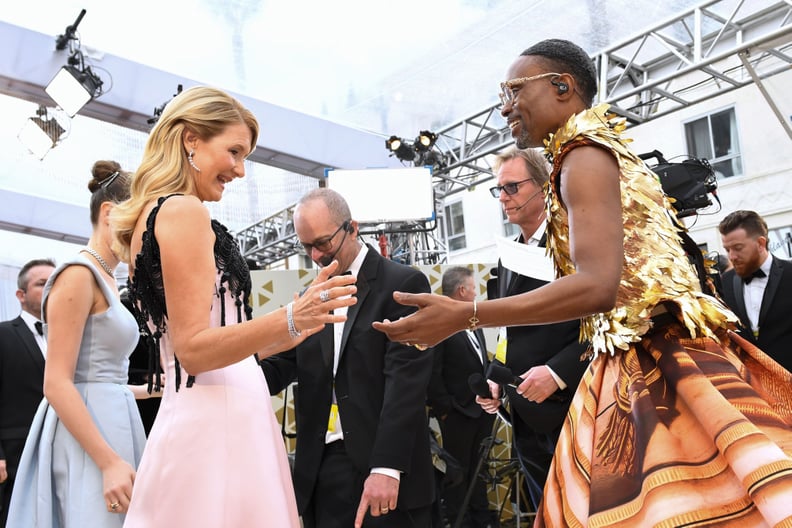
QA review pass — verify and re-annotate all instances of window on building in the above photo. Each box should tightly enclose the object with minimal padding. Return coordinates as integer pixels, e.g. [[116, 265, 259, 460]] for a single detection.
[[444, 201, 466, 251], [768, 225, 792, 259], [502, 209, 519, 238], [684, 107, 742, 178]]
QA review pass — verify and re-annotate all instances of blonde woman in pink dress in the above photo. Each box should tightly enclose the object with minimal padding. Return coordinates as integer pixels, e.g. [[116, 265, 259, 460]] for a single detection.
[[112, 86, 356, 527]]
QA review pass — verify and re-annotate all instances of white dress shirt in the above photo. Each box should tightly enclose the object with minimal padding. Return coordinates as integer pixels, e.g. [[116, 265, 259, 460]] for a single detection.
[[466, 329, 484, 364], [323, 244, 401, 481], [20, 310, 47, 358], [744, 254, 772, 334]]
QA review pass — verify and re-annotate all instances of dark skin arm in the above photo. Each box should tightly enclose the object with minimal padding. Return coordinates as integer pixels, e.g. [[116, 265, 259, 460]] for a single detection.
[[372, 145, 623, 346]]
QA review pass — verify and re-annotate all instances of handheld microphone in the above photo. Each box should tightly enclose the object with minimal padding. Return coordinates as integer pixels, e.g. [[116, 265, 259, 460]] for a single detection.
[[468, 373, 511, 425], [486, 363, 524, 388], [512, 189, 543, 211], [487, 363, 566, 403]]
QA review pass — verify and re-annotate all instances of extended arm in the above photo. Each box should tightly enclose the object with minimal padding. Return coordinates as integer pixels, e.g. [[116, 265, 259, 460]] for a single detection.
[[373, 145, 623, 346], [144, 196, 357, 374]]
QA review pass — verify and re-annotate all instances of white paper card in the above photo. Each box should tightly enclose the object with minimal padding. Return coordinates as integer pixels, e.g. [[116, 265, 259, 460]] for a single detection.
[[495, 236, 556, 282]]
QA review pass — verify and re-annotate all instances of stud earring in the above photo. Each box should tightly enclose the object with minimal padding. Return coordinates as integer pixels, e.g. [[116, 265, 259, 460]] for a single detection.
[[188, 149, 201, 172]]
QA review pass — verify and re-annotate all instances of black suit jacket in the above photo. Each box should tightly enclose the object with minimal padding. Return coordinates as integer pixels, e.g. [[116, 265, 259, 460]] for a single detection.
[[494, 251, 589, 434], [720, 256, 792, 372], [427, 329, 487, 419], [0, 316, 45, 477], [262, 247, 435, 513]]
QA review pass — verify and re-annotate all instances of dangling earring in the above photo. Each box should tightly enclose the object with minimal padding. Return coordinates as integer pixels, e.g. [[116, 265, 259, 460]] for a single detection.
[[188, 149, 201, 172]]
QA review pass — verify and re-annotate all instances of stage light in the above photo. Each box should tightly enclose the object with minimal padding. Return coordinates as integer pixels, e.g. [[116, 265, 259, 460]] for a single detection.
[[419, 150, 446, 169], [386, 136, 402, 152], [148, 84, 184, 126], [46, 10, 104, 117], [414, 130, 437, 152], [18, 106, 66, 159], [46, 64, 103, 117], [385, 135, 415, 162]]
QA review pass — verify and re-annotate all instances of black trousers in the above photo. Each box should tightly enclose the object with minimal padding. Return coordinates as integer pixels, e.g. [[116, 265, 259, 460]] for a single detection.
[[438, 412, 494, 528], [511, 417, 561, 512], [0, 437, 25, 528], [302, 441, 432, 528]]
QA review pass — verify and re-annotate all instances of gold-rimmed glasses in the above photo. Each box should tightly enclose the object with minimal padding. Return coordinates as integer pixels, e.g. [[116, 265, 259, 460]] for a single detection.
[[499, 72, 561, 106]]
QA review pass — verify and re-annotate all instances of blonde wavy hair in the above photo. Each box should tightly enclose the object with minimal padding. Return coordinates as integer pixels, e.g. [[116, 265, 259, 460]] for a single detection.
[[111, 86, 259, 263]]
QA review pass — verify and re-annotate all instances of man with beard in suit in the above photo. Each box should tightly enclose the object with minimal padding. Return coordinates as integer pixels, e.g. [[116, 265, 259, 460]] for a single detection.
[[0, 258, 55, 526], [427, 266, 494, 528], [261, 188, 434, 528], [719, 210, 792, 372], [477, 147, 588, 511]]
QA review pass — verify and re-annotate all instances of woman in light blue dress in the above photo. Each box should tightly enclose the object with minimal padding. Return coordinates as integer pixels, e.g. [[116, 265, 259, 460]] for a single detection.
[[7, 161, 151, 527]]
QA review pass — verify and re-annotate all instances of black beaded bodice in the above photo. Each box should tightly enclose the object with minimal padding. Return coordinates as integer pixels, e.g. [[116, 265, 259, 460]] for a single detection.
[[128, 194, 253, 390]]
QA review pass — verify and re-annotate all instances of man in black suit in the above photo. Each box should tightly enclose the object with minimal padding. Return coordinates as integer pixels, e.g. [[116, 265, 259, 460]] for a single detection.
[[427, 266, 493, 528], [719, 210, 792, 372], [261, 188, 434, 528], [478, 148, 588, 511], [0, 258, 55, 526]]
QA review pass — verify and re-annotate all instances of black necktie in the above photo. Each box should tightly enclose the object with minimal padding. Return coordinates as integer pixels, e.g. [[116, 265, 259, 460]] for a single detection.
[[743, 268, 766, 284], [34, 321, 43, 336]]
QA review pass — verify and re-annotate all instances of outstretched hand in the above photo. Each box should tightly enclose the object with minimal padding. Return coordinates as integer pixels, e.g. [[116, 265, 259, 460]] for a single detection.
[[371, 291, 467, 347], [290, 261, 357, 340]]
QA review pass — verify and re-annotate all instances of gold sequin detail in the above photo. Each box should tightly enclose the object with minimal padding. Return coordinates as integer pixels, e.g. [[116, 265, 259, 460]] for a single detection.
[[543, 104, 737, 359]]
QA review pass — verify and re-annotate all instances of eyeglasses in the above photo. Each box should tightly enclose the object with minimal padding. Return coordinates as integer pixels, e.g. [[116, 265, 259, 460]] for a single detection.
[[489, 178, 535, 198], [301, 220, 351, 254], [499, 72, 561, 106]]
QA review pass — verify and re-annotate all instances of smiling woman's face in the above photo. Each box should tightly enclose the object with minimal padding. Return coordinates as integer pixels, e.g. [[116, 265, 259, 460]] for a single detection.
[[187, 122, 252, 202]]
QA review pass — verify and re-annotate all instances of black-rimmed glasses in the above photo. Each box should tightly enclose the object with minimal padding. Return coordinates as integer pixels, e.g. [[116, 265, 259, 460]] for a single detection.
[[498, 72, 561, 106], [301, 220, 351, 254], [489, 178, 535, 198]]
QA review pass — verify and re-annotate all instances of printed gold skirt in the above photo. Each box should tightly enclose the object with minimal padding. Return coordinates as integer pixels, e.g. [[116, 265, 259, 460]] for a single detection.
[[536, 317, 792, 527]]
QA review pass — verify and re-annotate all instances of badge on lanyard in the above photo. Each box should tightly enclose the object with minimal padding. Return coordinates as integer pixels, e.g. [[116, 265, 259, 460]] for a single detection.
[[327, 403, 339, 433], [495, 327, 508, 363]]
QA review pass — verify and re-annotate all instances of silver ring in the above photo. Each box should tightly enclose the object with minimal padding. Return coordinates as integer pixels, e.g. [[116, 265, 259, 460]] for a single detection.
[[320, 290, 331, 303]]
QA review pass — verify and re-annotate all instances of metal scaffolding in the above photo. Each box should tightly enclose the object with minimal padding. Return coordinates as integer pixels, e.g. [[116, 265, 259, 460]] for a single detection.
[[234, 0, 792, 267]]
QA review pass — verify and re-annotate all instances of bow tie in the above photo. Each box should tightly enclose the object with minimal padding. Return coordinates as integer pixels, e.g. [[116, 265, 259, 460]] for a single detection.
[[743, 268, 766, 284], [34, 321, 43, 336]]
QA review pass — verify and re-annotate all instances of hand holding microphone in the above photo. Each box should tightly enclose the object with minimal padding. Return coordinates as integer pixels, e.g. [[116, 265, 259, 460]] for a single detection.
[[486, 363, 525, 388], [487, 363, 563, 404], [468, 373, 511, 425]]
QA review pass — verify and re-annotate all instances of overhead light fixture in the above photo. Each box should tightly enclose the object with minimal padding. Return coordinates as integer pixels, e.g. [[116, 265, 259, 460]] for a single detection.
[[385, 135, 416, 162], [386, 135, 402, 152], [414, 130, 437, 152], [419, 150, 447, 170], [46, 65, 103, 117], [148, 84, 184, 125], [18, 106, 67, 159], [46, 9, 104, 117]]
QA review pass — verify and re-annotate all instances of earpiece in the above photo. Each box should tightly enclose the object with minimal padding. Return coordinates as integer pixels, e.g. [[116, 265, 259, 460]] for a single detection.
[[551, 79, 569, 94], [345, 221, 355, 233]]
